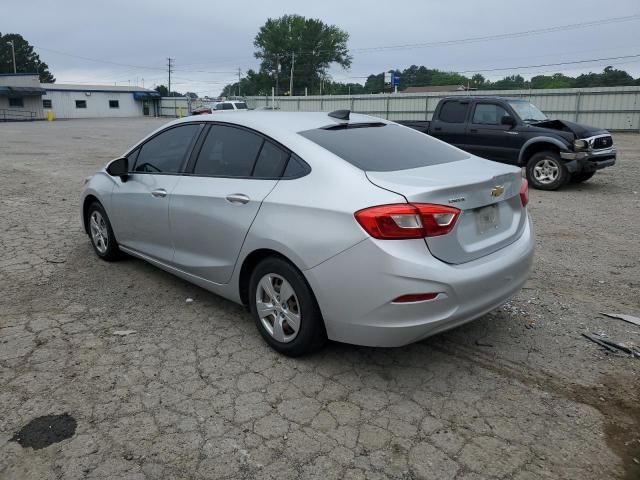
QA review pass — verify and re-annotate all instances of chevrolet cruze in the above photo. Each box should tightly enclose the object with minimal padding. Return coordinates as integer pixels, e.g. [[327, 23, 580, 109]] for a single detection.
[[81, 110, 535, 356]]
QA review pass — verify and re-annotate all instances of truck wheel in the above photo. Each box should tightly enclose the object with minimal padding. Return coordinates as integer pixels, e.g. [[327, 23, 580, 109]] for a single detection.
[[570, 171, 596, 184], [526, 151, 569, 191]]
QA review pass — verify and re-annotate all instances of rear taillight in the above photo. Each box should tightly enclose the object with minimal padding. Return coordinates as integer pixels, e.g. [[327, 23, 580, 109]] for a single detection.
[[355, 203, 460, 240], [520, 178, 529, 207]]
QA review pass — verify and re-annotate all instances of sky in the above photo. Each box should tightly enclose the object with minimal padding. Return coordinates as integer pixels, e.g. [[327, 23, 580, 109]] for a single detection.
[[2, 0, 639, 96]]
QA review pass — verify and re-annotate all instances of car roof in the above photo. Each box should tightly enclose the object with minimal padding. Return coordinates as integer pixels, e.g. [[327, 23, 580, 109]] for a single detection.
[[171, 111, 389, 136]]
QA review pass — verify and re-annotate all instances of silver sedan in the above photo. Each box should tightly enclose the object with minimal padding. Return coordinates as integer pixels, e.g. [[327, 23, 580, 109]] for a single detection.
[[81, 110, 535, 356]]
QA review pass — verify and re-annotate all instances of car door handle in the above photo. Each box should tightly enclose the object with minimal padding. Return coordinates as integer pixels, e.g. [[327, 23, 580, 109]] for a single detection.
[[226, 193, 250, 205], [470, 129, 478, 133], [433, 127, 442, 131], [151, 188, 167, 198]]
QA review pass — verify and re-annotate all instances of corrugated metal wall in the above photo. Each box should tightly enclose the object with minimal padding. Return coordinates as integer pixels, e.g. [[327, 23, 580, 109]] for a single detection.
[[159, 97, 190, 117], [246, 86, 640, 131]]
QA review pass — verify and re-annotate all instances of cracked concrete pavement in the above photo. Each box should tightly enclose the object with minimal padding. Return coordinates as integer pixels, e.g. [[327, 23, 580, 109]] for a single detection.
[[1, 118, 639, 479]]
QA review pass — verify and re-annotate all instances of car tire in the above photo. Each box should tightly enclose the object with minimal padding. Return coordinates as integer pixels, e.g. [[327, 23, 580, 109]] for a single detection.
[[570, 171, 596, 184], [249, 257, 327, 357], [87, 202, 121, 261], [526, 151, 569, 191]]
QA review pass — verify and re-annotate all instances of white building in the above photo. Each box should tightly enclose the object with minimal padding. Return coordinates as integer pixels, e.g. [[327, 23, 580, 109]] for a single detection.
[[42, 83, 161, 119], [0, 73, 46, 121], [0, 74, 161, 120]]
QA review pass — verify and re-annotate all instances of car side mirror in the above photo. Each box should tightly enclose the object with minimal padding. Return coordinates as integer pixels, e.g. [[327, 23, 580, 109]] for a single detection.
[[106, 157, 129, 182], [501, 115, 517, 127]]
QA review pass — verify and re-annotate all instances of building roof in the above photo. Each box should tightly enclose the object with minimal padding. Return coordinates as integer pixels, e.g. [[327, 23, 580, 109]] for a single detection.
[[41, 83, 155, 93], [402, 85, 469, 93]]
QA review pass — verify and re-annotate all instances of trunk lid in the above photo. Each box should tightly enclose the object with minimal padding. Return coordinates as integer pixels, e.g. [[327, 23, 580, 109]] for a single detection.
[[366, 157, 527, 264]]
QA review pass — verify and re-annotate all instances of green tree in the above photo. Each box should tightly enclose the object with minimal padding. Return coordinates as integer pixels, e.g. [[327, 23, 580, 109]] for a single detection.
[[221, 69, 274, 97], [530, 73, 574, 89], [483, 75, 527, 90], [471, 74, 486, 88], [252, 14, 351, 95], [574, 66, 635, 88], [154, 85, 168, 96], [0, 33, 55, 82], [154, 85, 182, 97]]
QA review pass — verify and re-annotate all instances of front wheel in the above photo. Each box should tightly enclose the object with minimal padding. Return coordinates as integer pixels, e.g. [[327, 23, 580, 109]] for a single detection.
[[570, 171, 596, 184], [526, 151, 569, 191], [87, 202, 121, 261], [249, 257, 326, 357]]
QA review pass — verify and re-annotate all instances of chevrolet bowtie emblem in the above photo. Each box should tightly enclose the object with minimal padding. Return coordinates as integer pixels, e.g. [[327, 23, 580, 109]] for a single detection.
[[491, 185, 505, 197]]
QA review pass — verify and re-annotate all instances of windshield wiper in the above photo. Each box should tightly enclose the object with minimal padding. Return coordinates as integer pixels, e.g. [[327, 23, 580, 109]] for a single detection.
[[523, 118, 546, 123]]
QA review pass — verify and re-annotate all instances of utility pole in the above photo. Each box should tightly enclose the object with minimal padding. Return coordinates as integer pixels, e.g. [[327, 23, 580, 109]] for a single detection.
[[275, 55, 280, 95], [289, 52, 295, 96], [7, 40, 16, 74], [167, 57, 174, 96], [237, 67, 241, 97]]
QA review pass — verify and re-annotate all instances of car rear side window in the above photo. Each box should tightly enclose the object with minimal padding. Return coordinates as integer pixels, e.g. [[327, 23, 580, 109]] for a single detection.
[[252, 141, 289, 178], [299, 124, 468, 172], [282, 154, 308, 178], [438, 101, 469, 123], [234, 102, 248, 110], [193, 125, 263, 177], [134, 124, 200, 173]]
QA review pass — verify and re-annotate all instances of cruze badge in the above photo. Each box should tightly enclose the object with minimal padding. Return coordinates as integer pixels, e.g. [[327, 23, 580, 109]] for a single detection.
[[491, 185, 505, 197], [448, 196, 466, 204]]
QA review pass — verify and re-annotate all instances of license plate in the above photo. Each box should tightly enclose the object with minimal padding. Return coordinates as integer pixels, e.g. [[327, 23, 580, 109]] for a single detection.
[[476, 204, 499, 234]]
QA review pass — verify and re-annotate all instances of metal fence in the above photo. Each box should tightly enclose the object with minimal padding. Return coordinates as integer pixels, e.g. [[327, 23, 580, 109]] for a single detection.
[[245, 86, 640, 131], [159, 97, 190, 118], [0, 108, 37, 122]]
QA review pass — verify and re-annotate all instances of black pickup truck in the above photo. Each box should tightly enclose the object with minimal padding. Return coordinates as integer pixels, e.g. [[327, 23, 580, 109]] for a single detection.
[[400, 96, 616, 190]]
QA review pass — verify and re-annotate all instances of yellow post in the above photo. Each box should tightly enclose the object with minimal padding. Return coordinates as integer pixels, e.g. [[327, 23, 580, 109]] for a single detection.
[[46, 110, 53, 121], [178, 106, 183, 118]]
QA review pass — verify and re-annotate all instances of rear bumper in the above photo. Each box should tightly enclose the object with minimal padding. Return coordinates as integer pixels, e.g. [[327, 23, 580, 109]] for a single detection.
[[305, 215, 535, 347], [560, 147, 616, 173]]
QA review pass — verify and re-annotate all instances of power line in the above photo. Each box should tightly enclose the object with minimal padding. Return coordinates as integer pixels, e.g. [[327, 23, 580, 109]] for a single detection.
[[171, 14, 640, 67], [455, 53, 640, 74], [349, 14, 640, 54], [32, 45, 166, 71]]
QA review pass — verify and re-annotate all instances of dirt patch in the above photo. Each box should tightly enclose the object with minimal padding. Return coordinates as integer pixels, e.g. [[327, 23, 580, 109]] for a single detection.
[[10, 414, 77, 450], [434, 339, 640, 479]]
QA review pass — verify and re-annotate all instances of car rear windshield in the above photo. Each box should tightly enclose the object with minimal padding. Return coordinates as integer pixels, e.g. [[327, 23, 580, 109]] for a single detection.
[[299, 123, 468, 171]]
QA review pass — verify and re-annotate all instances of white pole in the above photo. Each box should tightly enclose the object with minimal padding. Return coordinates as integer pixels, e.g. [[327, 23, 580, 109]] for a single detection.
[[271, 86, 275, 109], [305, 87, 308, 96]]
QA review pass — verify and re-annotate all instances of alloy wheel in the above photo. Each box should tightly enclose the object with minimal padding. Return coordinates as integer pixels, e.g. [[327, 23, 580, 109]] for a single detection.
[[255, 273, 301, 343], [532, 158, 560, 184], [89, 210, 109, 254]]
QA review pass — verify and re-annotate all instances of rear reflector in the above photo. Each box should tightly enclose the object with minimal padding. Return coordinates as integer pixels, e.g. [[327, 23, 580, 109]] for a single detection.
[[355, 203, 460, 239], [520, 178, 529, 207], [392, 293, 439, 303]]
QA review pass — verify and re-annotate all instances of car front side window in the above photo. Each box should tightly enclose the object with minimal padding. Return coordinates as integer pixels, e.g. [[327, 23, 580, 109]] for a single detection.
[[472, 103, 509, 125], [133, 124, 200, 173]]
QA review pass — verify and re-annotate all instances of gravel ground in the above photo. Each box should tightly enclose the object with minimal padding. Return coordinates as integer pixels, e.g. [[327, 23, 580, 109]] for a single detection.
[[1, 118, 639, 480]]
